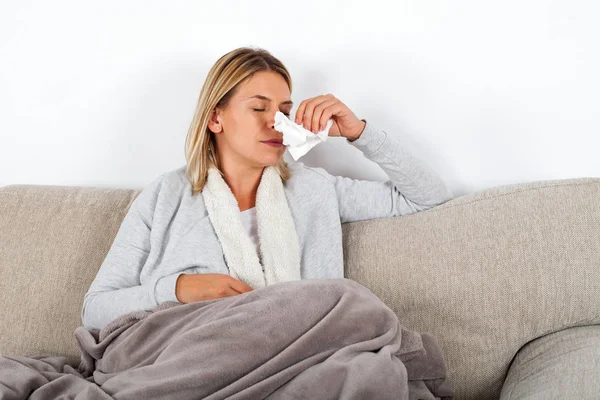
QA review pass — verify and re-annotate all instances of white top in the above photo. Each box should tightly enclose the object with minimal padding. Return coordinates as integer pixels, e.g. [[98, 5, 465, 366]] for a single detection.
[[240, 206, 261, 263]]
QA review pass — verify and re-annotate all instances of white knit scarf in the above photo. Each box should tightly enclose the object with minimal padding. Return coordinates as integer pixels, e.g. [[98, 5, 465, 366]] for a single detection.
[[201, 165, 302, 289]]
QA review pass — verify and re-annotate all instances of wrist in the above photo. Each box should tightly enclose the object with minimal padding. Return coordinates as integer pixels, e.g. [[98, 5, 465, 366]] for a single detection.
[[347, 120, 367, 142], [175, 274, 186, 303]]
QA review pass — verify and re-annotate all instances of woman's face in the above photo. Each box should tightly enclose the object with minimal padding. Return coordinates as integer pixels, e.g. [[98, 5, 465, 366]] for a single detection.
[[210, 71, 293, 169]]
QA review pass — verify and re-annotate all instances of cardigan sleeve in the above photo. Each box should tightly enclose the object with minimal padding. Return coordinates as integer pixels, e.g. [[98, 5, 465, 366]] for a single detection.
[[80, 172, 183, 332], [309, 120, 454, 224]]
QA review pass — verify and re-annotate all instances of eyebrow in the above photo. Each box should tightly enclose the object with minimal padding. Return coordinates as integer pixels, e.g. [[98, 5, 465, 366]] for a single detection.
[[247, 94, 293, 105]]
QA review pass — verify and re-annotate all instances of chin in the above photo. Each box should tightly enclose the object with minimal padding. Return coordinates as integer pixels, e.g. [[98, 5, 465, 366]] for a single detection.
[[261, 156, 283, 167], [265, 159, 282, 167]]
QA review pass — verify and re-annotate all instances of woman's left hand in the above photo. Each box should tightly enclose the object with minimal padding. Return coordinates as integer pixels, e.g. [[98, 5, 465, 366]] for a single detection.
[[294, 94, 366, 140]]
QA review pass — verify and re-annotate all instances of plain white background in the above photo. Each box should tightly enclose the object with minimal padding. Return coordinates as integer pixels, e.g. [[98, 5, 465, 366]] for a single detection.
[[1, 0, 598, 197]]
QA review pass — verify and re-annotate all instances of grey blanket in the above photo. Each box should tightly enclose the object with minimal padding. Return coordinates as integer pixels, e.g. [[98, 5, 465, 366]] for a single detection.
[[0, 278, 453, 399]]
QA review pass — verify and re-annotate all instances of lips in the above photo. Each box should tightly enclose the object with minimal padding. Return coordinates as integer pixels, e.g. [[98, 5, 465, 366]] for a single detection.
[[262, 139, 283, 144]]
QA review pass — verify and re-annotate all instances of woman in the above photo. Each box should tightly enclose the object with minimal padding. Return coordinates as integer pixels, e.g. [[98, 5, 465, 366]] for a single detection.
[[81, 47, 453, 332], [74, 47, 454, 398]]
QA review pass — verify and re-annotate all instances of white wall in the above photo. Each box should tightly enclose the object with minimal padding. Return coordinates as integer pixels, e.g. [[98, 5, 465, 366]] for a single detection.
[[1, 0, 598, 197]]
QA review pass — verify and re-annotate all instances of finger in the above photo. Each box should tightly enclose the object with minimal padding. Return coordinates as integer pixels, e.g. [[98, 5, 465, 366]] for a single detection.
[[313, 98, 338, 133], [221, 286, 243, 297], [303, 94, 331, 132], [295, 97, 312, 125], [229, 279, 254, 293], [319, 102, 344, 132]]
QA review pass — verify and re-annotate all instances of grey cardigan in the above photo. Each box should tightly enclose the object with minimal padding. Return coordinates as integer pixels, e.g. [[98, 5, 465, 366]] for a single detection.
[[81, 120, 454, 331]]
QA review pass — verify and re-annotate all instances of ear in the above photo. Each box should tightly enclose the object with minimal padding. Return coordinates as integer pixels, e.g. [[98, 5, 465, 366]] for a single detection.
[[207, 107, 223, 134]]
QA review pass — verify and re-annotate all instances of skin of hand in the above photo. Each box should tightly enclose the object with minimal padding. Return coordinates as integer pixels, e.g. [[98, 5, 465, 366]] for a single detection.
[[175, 273, 254, 303], [294, 93, 367, 141]]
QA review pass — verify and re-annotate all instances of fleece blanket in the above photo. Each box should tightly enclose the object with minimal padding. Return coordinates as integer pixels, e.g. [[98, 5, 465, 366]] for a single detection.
[[0, 278, 453, 399]]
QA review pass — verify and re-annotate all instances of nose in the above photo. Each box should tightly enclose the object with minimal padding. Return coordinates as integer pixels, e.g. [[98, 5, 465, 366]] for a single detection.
[[269, 113, 277, 131]]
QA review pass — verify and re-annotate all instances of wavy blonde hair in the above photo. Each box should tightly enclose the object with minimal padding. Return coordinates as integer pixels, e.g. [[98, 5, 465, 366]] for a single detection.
[[184, 47, 293, 196]]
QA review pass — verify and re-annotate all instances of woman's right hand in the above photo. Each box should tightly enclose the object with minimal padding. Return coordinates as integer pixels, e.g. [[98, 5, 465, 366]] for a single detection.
[[175, 273, 254, 304]]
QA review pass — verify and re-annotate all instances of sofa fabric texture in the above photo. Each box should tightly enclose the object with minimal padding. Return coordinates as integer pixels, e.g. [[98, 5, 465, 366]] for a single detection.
[[499, 324, 600, 399], [1, 177, 599, 399]]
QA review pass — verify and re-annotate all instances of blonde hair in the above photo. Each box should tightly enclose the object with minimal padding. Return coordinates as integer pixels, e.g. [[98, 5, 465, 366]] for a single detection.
[[184, 47, 293, 196]]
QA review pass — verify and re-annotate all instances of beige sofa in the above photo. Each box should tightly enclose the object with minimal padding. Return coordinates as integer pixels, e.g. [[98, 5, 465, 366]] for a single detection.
[[1, 177, 599, 399]]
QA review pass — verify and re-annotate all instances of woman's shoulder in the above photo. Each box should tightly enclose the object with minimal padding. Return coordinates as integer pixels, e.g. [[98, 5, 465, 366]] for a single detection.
[[134, 165, 188, 203], [162, 164, 188, 186], [146, 164, 188, 189], [287, 160, 335, 185]]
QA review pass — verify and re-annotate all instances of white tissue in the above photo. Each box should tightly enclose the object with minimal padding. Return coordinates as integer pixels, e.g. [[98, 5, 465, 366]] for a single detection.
[[273, 111, 334, 161]]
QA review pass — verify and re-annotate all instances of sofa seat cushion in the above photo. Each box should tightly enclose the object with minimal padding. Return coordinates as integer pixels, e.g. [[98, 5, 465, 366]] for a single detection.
[[499, 325, 600, 400]]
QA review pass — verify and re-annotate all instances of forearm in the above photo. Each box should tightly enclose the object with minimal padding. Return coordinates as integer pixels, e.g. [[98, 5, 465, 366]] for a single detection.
[[346, 120, 453, 208], [81, 272, 183, 331]]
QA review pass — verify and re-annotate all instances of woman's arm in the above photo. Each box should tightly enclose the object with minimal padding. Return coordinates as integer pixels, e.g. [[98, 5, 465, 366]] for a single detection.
[[81, 173, 183, 332], [307, 120, 454, 223]]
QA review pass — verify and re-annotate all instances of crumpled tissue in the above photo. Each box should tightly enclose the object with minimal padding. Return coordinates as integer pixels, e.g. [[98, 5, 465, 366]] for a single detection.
[[274, 111, 334, 160]]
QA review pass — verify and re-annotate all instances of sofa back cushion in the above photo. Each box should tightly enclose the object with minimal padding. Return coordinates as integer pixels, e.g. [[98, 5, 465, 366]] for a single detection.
[[342, 177, 600, 399], [0, 185, 139, 367]]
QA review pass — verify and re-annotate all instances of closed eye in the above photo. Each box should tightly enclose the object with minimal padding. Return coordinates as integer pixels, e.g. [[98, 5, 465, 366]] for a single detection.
[[253, 108, 290, 118]]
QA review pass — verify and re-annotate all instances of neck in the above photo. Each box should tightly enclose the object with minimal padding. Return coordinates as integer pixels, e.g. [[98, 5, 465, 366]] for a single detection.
[[220, 165, 265, 212]]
